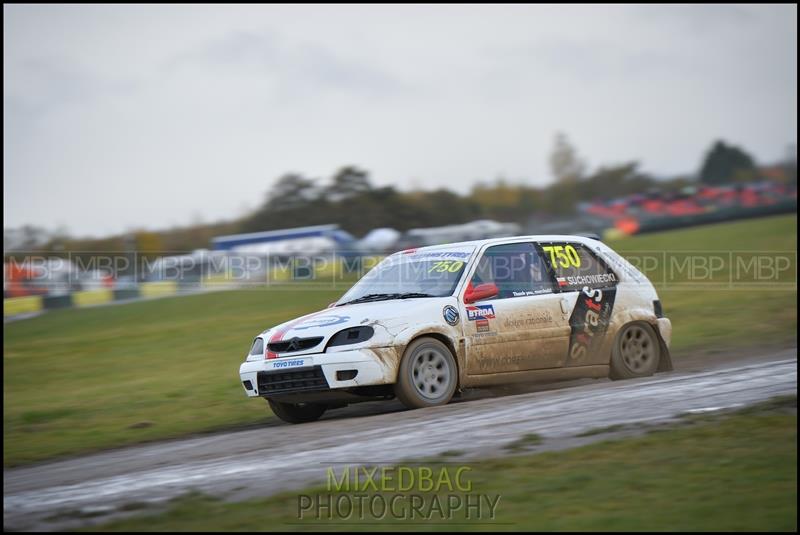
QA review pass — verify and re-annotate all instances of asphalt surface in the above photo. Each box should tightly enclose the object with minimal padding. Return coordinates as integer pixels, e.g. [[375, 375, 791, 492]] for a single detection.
[[4, 348, 797, 530]]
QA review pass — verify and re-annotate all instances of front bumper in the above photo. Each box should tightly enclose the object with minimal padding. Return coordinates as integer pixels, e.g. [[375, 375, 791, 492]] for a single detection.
[[239, 348, 394, 398]]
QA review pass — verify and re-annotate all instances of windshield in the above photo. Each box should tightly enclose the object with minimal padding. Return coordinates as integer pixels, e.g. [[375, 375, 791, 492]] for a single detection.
[[337, 248, 474, 305]]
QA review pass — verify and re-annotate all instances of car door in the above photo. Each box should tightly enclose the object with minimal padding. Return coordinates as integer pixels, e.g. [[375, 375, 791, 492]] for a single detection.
[[538, 240, 621, 367], [461, 242, 571, 374]]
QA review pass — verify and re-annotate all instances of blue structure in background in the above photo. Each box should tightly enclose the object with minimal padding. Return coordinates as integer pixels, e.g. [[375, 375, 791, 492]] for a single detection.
[[211, 224, 357, 254]]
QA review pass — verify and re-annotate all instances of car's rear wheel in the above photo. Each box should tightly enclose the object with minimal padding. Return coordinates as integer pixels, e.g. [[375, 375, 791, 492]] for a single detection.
[[267, 399, 326, 424], [609, 322, 661, 380], [394, 337, 458, 409]]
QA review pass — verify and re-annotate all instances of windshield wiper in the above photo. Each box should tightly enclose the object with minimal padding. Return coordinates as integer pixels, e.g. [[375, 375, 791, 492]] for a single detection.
[[339, 293, 399, 306], [340, 292, 436, 306]]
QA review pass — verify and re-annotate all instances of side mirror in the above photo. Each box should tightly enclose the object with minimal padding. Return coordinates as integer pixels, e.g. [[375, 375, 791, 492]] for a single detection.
[[464, 282, 499, 304]]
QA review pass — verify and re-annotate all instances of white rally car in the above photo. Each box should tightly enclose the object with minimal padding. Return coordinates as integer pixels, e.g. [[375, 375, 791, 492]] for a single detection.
[[239, 235, 672, 423]]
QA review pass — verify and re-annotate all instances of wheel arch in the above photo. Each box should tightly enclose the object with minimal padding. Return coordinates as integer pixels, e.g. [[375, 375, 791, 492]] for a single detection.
[[609, 318, 673, 373], [400, 329, 463, 389]]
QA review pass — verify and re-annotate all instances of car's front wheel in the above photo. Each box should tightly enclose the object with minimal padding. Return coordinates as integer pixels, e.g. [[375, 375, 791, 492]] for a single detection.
[[267, 399, 326, 424], [394, 337, 458, 409], [609, 322, 661, 380]]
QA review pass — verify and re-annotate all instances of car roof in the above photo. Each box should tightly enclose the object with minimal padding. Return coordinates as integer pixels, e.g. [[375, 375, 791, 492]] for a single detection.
[[402, 234, 602, 254]]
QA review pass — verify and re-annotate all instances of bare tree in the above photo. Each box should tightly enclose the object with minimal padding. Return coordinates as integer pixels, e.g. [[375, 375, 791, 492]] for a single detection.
[[549, 132, 586, 184]]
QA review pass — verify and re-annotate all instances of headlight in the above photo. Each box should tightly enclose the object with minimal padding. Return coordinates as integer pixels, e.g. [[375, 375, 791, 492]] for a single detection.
[[249, 337, 264, 356], [327, 326, 374, 348]]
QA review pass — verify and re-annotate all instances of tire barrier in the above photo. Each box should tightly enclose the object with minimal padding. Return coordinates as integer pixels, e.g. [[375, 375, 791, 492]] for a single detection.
[[610, 200, 798, 237], [42, 294, 73, 310], [5, 280, 183, 318], [73, 289, 113, 308], [139, 281, 178, 298], [634, 201, 797, 235], [3, 295, 43, 316], [112, 288, 141, 301]]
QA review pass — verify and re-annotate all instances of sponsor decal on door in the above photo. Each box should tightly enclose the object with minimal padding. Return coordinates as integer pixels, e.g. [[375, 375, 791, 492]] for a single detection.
[[466, 304, 496, 321], [566, 286, 616, 365]]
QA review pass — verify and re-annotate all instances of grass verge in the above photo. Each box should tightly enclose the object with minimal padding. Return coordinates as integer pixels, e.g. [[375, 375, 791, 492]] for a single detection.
[[3, 285, 342, 465]]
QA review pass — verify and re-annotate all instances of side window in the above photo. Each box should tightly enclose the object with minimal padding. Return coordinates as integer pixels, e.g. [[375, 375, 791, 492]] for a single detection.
[[470, 242, 555, 299], [539, 242, 618, 291]]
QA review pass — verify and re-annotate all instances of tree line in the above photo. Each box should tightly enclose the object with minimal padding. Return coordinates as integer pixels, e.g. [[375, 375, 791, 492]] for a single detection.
[[7, 136, 796, 256], [239, 136, 795, 236]]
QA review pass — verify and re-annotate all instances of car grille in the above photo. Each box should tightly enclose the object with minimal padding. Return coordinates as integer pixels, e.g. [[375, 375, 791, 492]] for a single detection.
[[267, 336, 323, 354], [257, 366, 329, 395]]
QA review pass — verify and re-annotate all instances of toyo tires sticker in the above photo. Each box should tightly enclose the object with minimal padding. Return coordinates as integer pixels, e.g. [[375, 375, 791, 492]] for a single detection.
[[268, 358, 310, 370], [566, 286, 616, 365]]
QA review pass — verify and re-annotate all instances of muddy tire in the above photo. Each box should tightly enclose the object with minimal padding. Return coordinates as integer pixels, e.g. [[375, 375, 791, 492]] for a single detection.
[[609, 322, 661, 380], [267, 399, 326, 424], [394, 337, 458, 409]]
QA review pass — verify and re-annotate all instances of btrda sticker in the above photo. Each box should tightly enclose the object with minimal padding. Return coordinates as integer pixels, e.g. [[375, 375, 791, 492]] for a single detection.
[[567, 286, 616, 365]]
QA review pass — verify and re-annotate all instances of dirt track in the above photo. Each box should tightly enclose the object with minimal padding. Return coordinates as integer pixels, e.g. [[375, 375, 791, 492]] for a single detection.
[[3, 347, 797, 531]]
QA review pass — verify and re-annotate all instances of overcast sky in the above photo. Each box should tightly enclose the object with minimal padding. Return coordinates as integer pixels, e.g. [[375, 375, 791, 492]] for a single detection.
[[4, 4, 797, 237]]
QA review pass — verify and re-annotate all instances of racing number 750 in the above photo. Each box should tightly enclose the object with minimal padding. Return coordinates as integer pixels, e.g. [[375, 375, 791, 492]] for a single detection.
[[429, 260, 464, 273], [542, 245, 581, 268]]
